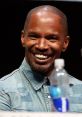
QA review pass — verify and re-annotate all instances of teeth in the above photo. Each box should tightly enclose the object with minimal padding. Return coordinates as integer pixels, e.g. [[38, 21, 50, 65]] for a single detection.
[[35, 54, 48, 59]]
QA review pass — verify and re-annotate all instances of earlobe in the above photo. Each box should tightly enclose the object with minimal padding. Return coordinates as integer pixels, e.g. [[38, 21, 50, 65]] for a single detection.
[[21, 30, 26, 47], [62, 48, 66, 52], [62, 35, 70, 52]]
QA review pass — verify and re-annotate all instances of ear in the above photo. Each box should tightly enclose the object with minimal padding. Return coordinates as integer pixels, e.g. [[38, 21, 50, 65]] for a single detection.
[[21, 30, 26, 47], [62, 35, 70, 52]]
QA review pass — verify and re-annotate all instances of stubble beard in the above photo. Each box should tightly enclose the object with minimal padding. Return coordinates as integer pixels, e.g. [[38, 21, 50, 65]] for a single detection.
[[28, 58, 54, 76]]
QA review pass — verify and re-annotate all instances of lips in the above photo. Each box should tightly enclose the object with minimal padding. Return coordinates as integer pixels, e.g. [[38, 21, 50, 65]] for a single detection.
[[34, 53, 51, 63], [35, 54, 48, 59]]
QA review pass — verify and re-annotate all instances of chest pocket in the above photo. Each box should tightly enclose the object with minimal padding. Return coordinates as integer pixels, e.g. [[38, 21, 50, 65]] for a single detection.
[[11, 87, 46, 111], [68, 84, 82, 112], [69, 96, 82, 112]]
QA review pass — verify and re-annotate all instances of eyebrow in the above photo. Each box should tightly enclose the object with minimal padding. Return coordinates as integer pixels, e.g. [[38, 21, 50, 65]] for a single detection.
[[28, 31, 59, 35], [28, 32, 41, 36]]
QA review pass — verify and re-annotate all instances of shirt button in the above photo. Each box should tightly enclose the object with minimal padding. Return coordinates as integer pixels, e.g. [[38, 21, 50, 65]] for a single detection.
[[48, 95, 51, 99]]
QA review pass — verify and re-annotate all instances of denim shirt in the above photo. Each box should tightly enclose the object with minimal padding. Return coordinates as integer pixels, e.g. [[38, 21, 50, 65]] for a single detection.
[[0, 58, 82, 112], [0, 58, 53, 111]]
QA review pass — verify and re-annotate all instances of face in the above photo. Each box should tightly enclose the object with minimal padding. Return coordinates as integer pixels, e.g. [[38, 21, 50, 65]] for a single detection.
[[21, 11, 69, 75]]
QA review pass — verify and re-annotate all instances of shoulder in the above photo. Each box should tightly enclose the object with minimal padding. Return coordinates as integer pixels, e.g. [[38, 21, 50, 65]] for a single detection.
[[68, 74, 82, 95], [0, 69, 20, 81], [68, 74, 82, 85], [0, 69, 21, 90]]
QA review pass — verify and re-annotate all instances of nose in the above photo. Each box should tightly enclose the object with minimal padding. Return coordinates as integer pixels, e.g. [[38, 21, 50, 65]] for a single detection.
[[35, 38, 48, 51]]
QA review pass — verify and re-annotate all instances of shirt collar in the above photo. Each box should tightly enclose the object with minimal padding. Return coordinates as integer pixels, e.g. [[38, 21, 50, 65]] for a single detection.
[[19, 58, 47, 91], [19, 58, 77, 90]]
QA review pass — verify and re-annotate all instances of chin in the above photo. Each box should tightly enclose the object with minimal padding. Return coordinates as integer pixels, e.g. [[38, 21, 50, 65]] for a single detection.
[[30, 62, 53, 75]]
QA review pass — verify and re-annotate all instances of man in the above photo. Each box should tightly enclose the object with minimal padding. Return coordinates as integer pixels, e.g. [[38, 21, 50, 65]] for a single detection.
[[0, 5, 82, 112]]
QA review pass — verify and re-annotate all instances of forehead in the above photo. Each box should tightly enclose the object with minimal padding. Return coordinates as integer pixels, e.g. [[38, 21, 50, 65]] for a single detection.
[[31, 10, 62, 20], [27, 11, 63, 27], [25, 13, 65, 36]]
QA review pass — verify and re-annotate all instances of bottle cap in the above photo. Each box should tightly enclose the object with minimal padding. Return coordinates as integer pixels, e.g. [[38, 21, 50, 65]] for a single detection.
[[54, 59, 65, 68]]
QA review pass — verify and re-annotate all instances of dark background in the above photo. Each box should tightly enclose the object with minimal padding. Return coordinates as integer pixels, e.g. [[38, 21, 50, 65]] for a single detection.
[[0, 0, 82, 80]]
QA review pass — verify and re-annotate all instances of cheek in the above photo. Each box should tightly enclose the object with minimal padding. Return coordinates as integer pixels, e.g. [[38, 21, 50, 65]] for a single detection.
[[24, 39, 36, 48], [50, 42, 63, 52]]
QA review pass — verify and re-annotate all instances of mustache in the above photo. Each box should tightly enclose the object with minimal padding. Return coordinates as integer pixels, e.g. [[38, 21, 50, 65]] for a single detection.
[[32, 50, 53, 56], [25, 46, 55, 56]]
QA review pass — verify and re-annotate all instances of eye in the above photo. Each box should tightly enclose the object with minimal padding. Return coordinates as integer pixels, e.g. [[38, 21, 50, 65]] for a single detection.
[[28, 33, 40, 40], [46, 35, 58, 42]]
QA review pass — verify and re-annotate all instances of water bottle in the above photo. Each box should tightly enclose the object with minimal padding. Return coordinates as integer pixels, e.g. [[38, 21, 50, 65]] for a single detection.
[[49, 58, 69, 112]]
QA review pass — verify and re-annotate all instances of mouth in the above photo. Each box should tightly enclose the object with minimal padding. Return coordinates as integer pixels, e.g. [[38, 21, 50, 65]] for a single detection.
[[34, 54, 51, 63], [35, 54, 48, 59]]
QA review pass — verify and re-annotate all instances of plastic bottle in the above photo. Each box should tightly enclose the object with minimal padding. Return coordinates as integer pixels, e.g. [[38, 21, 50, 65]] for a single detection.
[[49, 58, 69, 112]]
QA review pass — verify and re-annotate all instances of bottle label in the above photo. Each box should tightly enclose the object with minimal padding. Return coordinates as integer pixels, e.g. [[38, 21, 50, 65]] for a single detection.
[[53, 97, 69, 112], [49, 86, 69, 112]]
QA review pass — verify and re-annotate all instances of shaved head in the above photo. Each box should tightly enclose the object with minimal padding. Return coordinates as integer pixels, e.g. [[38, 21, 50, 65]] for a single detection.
[[23, 5, 68, 35], [21, 5, 69, 75]]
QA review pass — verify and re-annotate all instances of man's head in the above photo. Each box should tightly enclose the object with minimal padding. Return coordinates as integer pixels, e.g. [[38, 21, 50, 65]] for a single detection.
[[21, 5, 69, 76]]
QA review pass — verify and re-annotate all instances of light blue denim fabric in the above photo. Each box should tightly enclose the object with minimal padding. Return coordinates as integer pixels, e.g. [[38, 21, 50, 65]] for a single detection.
[[0, 58, 82, 112]]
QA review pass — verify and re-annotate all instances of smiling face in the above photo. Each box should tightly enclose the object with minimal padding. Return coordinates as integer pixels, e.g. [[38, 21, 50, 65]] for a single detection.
[[21, 10, 69, 75]]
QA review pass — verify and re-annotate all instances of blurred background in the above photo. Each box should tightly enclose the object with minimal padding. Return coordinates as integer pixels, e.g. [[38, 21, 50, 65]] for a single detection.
[[0, 0, 82, 80]]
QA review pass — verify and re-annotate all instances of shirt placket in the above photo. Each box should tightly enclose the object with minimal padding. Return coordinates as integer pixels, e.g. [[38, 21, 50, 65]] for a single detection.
[[42, 85, 53, 111]]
